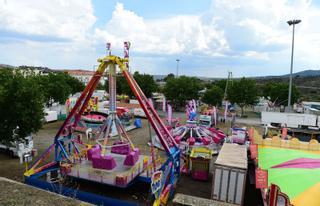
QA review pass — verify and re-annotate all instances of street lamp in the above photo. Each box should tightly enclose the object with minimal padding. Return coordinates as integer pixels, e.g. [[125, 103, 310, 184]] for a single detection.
[[176, 59, 180, 77], [287, 19, 301, 110]]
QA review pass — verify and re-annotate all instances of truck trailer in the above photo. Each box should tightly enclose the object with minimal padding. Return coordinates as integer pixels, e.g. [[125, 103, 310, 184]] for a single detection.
[[261, 111, 319, 129]]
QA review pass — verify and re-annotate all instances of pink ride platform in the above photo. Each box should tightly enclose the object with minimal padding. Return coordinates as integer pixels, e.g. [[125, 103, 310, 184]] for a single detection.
[[68, 143, 144, 187]]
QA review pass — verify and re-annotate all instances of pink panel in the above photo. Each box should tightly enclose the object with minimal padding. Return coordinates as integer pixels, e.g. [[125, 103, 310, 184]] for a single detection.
[[124, 149, 140, 166], [272, 158, 320, 169]]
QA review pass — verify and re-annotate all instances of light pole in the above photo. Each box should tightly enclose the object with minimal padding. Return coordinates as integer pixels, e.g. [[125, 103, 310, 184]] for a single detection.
[[287, 19, 301, 110], [176, 59, 180, 77]]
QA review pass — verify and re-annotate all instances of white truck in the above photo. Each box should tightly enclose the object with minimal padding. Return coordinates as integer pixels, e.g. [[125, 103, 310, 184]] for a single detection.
[[261, 111, 319, 129], [0, 127, 34, 163], [302, 101, 320, 115]]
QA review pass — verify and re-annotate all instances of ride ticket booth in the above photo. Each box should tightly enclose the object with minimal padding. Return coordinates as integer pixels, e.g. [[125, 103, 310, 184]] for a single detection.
[[189, 147, 213, 181]]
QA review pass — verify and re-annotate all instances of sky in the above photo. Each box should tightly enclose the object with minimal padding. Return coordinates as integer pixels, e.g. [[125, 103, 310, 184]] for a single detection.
[[0, 0, 320, 78]]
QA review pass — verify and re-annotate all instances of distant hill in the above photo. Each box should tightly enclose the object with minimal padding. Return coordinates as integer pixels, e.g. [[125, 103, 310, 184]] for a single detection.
[[255, 71, 320, 102], [152, 74, 221, 82], [153, 69, 320, 81], [0, 64, 15, 69], [2, 63, 319, 79], [152, 69, 320, 102], [283, 70, 320, 77]]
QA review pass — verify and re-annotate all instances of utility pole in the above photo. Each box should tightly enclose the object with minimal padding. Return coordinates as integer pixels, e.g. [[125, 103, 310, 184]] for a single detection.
[[176, 59, 180, 77], [287, 19, 301, 110]]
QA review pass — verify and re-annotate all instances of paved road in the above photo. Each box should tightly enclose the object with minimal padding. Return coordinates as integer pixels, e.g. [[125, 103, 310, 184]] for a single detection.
[[236, 117, 261, 125]]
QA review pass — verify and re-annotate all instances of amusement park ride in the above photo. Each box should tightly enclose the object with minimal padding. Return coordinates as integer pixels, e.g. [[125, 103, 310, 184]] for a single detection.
[[173, 100, 226, 147], [24, 42, 180, 206], [152, 100, 226, 153]]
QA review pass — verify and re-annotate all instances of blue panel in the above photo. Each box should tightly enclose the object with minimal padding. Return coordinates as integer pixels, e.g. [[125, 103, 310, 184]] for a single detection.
[[134, 118, 142, 128], [136, 175, 151, 183], [30, 167, 59, 178]]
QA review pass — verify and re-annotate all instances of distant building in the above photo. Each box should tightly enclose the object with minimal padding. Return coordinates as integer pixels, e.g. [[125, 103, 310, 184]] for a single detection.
[[0, 65, 55, 76], [64, 69, 105, 85], [17, 66, 54, 76]]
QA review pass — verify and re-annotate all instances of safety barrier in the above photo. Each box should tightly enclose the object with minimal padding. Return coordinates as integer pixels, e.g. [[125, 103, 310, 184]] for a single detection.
[[250, 128, 320, 151]]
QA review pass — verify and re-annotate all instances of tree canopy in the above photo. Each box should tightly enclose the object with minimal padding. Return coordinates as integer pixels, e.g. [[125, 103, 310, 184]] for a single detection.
[[64, 73, 85, 94], [0, 69, 45, 143], [133, 71, 158, 98], [228, 77, 258, 115], [214, 79, 228, 92], [163, 76, 203, 108], [163, 73, 175, 82], [262, 82, 300, 106], [0, 68, 85, 143], [36, 72, 84, 106], [105, 71, 158, 98], [202, 85, 224, 106]]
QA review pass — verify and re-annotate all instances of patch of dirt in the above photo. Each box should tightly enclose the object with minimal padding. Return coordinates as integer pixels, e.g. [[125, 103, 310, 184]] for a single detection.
[[0, 177, 91, 206], [0, 121, 62, 182], [176, 157, 218, 199]]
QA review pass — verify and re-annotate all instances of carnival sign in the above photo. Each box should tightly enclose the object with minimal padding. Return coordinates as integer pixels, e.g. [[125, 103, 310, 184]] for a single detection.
[[255, 168, 268, 189]]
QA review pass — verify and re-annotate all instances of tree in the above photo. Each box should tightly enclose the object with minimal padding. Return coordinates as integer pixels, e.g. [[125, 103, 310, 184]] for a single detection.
[[228, 77, 258, 116], [214, 79, 228, 91], [105, 71, 158, 98], [132, 71, 158, 98], [163, 73, 175, 82], [0, 68, 84, 143], [43, 73, 71, 105], [36, 72, 84, 106], [202, 85, 224, 106], [0, 69, 45, 143], [163, 76, 203, 108], [262, 82, 300, 106], [64, 73, 85, 94], [105, 75, 131, 96]]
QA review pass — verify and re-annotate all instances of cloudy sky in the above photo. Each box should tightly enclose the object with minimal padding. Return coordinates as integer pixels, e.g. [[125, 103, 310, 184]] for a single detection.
[[0, 0, 319, 77]]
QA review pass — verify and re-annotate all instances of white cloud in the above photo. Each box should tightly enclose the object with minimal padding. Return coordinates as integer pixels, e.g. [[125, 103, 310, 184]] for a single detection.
[[0, 0, 99, 69], [0, 40, 97, 69], [243, 51, 269, 60], [237, 19, 288, 46], [93, 0, 320, 68], [0, 0, 96, 40], [213, 0, 320, 67], [94, 3, 229, 57], [1, 0, 320, 76]]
